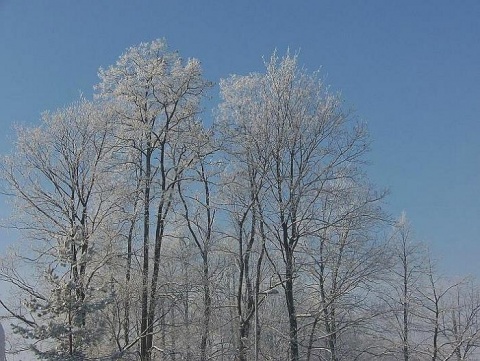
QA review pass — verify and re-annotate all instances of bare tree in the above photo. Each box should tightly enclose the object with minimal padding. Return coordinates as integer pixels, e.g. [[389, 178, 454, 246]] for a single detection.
[[416, 261, 480, 361], [218, 162, 270, 361], [371, 214, 429, 361], [443, 280, 480, 360], [217, 51, 385, 361], [0, 99, 119, 360], [96, 39, 211, 361], [177, 135, 219, 360], [217, 70, 282, 360], [300, 183, 387, 361]]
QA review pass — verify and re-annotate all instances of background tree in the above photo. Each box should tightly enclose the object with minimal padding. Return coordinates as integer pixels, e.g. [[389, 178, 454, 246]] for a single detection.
[[0, 99, 118, 360], [176, 133, 219, 360], [416, 259, 480, 361], [372, 214, 429, 361], [443, 279, 480, 360], [299, 182, 387, 361]]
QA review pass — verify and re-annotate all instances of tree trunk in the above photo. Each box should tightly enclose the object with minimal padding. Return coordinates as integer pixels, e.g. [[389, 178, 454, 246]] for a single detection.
[[140, 145, 152, 361], [124, 220, 134, 346], [238, 320, 250, 361], [306, 317, 319, 361], [403, 253, 409, 361], [200, 254, 211, 361], [285, 244, 299, 361]]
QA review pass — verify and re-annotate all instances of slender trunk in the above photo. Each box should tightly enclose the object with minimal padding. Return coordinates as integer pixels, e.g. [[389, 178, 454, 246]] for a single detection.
[[431, 275, 439, 361], [231, 273, 238, 360], [323, 251, 341, 361], [160, 298, 166, 353], [403, 250, 409, 361], [254, 212, 266, 361], [238, 320, 250, 361], [320, 285, 335, 361], [452, 310, 462, 361], [285, 271, 298, 361], [318, 234, 337, 361], [69, 189, 76, 356], [184, 262, 192, 361], [68, 296, 73, 357], [432, 320, 438, 360], [146, 211, 164, 353], [281, 214, 299, 361], [238, 210, 256, 360], [140, 145, 151, 361], [171, 307, 176, 361], [276, 149, 299, 361], [239, 217, 255, 361], [306, 317, 319, 361], [124, 178, 140, 347], [285, 243, 299, 361], [77, 208, 88, 327], [124, 219, 134, 346], [146, 139, 171, 354], [200, 254, 211, 361], [236, 220, 249, 361], [327, 309, 337, 361], [200, 163, 213, 361]]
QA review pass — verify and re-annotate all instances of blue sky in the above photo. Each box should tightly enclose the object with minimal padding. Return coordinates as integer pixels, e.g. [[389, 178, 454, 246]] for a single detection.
[[0, 0, 479, 280]]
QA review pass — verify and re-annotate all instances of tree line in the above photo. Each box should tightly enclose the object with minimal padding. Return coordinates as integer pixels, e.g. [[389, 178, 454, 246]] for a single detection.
[[1, 39, 479, 361]]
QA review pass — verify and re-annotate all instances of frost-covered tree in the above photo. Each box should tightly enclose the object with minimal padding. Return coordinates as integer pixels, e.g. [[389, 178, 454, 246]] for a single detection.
[[217, 51, 386, 361], [416, 260, 480, 361], [217, 157, 270, 360], [0, 99, 118, 360], [298, 183, 386, 361], [96, 38, 211, 361], [442, 279, 480, 360], [177, 148, 220, 360], [373, 214, 428, 361]]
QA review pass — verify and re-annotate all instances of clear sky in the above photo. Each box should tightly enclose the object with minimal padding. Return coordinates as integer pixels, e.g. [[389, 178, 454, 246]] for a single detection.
[[0, 0, 479, 282]]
